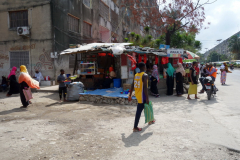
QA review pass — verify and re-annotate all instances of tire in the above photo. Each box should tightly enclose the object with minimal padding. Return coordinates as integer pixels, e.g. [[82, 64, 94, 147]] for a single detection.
[[207, 90, 212, 100]]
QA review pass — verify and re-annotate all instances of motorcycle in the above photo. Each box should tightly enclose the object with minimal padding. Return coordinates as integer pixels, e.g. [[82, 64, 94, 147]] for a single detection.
[[230, 66, 234, 71], [204, 77, 216, 100]]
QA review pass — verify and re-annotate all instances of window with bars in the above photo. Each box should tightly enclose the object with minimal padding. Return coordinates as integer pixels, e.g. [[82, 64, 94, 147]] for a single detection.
[[68, 14, 79, 33], [83, 22, 92, 37], [83, 0, 92, 8], [9, 10, 28, 29], [99, 1, 109, 19], [10, 51, 29, 68]]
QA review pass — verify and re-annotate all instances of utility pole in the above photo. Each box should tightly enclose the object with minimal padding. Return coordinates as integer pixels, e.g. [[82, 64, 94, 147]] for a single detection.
[[217, 39, 222, 62], [205, 48, 208, 63]]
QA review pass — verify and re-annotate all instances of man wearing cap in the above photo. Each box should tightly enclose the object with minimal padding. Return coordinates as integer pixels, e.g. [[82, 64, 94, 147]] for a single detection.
[[199, 63, 217, 93]]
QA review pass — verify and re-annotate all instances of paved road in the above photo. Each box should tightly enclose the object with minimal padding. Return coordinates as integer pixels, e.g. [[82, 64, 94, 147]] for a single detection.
[[0, 70, 240, 159]]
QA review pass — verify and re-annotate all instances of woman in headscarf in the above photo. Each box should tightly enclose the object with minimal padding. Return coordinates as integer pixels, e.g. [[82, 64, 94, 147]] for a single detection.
[[220, 62, 231, 85], [175, 63, 186, 96], [187, 62, 199, 100], [150, 65, 160, 98], [6, 66, 20, 97], [166, 63, 175, 95], [18, 65, 40, 108], [1, 76, 8, 92]]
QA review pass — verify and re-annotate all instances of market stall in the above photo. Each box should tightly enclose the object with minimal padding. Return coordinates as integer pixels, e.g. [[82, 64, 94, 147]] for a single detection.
[[60, 43, 169, 104]]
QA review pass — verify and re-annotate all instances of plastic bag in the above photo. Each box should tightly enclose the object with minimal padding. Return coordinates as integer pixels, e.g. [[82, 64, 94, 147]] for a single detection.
[[144, 101, 154, 124], [67, 82, 84, 101]]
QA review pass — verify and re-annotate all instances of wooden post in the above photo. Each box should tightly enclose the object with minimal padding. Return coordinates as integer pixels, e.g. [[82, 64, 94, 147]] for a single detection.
[[73, 54, 77, 75]]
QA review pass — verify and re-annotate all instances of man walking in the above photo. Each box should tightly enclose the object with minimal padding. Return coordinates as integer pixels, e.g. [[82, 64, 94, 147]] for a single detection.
[[128, 62, 154, 132], [57, 69, 67, 102]]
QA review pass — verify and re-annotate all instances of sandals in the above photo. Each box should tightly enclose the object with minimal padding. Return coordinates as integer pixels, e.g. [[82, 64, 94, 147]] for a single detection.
[[133, 127, 142, 132], [148, 120, 156, 125]]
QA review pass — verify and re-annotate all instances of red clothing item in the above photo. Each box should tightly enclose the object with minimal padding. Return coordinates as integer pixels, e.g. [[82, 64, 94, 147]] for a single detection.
[[195, 66, 200, 74]]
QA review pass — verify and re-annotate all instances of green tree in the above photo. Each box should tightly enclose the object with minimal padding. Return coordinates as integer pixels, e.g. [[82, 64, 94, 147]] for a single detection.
[[228, 35, 240, 59], [219, 54, 229, 61], [170, 31, 202, 53], [207, 51, 220, 62]]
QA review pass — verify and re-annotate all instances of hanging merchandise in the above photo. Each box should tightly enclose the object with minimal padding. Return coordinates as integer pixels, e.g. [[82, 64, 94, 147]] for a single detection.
[[127, 54, 137, 64], [173, 58, 179, 67], [161, 57, 169, 64], [179, 58, 183, 63], [131, 53, 137, 70], [155, 55, 159, 65], [98, 53, 106, 56], [144, 54, 147, 64], [138, 54, 142, 63]]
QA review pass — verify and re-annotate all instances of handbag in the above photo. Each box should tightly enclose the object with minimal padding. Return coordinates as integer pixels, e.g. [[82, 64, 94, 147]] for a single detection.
[[144, 101, 154, 124], [23, 88, 33, 102]]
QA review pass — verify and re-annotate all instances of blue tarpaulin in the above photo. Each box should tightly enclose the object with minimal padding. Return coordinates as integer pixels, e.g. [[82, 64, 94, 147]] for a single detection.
[[79, 88, 136, 99]]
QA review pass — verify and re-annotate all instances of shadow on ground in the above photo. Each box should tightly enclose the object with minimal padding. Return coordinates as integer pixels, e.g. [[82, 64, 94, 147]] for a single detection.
[[121, 125, 152, 147], [0, 108, 27, 115]]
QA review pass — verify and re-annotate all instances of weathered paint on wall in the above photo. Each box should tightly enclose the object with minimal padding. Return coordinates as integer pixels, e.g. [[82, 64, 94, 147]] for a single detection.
[[0, 1, 53, 79]]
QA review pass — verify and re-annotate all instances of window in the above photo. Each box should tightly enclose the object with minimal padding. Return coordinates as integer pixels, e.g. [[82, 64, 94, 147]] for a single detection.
[[9, 10, 28, 29], [99, 1, 109, 19], [83, 0, 92, 8], [68, 14, 79, 33], [10, 51, 29, 68], [83, 22, 92, 37]]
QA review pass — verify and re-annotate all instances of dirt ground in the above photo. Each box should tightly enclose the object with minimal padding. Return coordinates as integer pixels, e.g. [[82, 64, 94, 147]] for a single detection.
[[0, 90, 240, 160]]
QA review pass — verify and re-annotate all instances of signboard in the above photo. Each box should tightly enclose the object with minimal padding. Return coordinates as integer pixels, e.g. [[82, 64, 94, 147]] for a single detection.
[[167, 49, 184, 58], [159, 44, 170, 49], [167, 49, 184, 54]]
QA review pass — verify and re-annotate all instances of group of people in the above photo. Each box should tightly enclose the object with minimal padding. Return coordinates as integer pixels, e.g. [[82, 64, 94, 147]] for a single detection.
[[128, 61, 231, 132], [1, 66, 40, 108]]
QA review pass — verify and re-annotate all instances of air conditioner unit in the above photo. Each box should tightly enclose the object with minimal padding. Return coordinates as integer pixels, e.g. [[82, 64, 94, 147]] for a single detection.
[[17, 26, 30, 36]]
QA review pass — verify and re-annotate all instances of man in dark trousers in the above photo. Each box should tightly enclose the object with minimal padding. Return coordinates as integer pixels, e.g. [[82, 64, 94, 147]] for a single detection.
[[57, 69, 67, 102], [128, 62, 155, 132]]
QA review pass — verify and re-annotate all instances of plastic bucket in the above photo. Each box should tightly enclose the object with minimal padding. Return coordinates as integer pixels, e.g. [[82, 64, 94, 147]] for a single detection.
[[113, 79, 121, 88], [66, 74, 71, 78]]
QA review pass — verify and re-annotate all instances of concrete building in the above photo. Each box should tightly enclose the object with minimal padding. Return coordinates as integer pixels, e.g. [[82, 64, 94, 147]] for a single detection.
[[0, 0, 158, 81], [204, 31, 240, 59]]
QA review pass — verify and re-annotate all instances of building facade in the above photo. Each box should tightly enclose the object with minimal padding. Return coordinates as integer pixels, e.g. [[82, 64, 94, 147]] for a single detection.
[[0, 0, 155, 80], [204, 31, 240, 59]]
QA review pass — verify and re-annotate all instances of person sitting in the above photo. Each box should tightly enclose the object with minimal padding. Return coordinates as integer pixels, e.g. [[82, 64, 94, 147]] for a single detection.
[[103, 68, 117, 89], [33, 70, 44, 83], [1, 76, 8, 92], [199, 63, 217, 93]]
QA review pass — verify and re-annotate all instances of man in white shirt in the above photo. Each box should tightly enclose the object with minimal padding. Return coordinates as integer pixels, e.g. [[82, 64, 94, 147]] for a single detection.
[[33, 70, 44, 83], [200, 63, 206, 77]]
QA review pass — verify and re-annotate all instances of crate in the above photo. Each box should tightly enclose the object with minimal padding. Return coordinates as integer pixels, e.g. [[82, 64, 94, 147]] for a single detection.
[[123, 83, 131, 90]]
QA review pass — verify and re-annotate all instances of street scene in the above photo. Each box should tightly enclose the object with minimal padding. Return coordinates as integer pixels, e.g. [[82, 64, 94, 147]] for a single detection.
[[1, 0, 240, 160]]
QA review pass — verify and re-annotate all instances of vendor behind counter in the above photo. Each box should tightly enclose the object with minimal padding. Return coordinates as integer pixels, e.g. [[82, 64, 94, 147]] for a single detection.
[[103, 67, 116, 88]]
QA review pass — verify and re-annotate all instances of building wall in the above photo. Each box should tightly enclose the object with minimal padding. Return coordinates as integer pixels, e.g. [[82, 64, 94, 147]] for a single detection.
[[204, 31, 240, 59], [0, 0, 145, 80], [0, 1, 53, 79]]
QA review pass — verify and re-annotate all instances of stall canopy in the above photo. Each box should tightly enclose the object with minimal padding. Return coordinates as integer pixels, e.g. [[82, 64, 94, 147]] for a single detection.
[[60, 43, 168, 56], [186, 50, 200, 59]]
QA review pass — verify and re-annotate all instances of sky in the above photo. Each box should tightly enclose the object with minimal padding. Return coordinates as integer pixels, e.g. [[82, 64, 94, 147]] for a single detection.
[[196, 0, 240, 54]]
